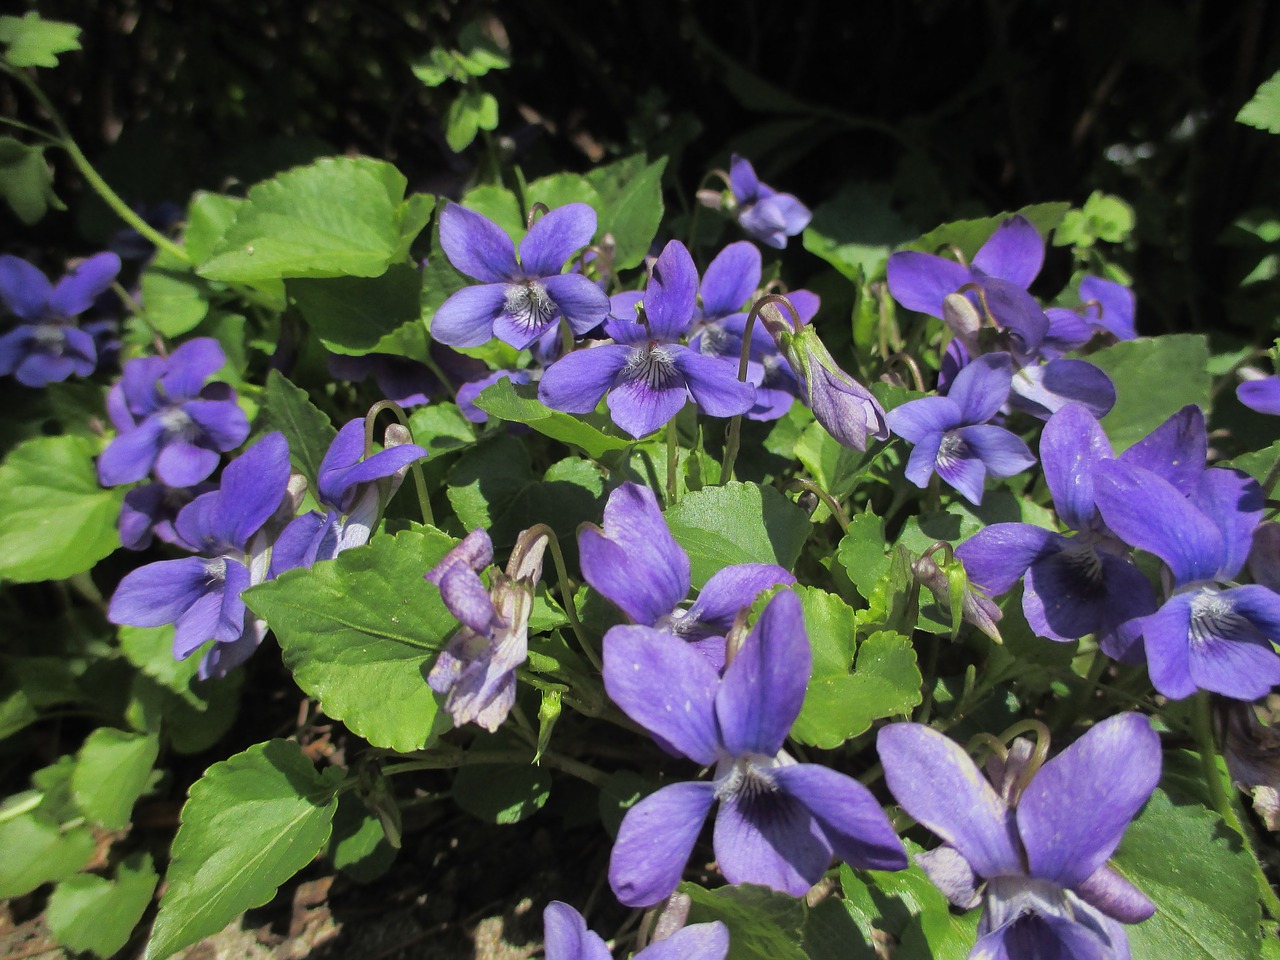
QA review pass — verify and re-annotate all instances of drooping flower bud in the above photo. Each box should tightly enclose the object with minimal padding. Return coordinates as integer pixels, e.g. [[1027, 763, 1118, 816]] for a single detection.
[[758, 300, 889, 451]]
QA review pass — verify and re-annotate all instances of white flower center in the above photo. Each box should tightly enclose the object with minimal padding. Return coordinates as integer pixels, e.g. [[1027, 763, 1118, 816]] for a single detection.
[[504, 281, 555, 334], [937, 431, 968, 466], [624, 343, 679, 390], [713, 754, 780, 802], [159, 406, 198, 441], [1190, 589, 1242, 643]]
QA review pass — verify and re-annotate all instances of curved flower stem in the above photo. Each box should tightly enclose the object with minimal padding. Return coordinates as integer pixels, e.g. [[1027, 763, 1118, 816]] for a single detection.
[[0, 114, 60, 144], [686, 168, 729, 258], [783, 477, 848, 532], [364, 400, 434, 527], [1193, 691, 1280, 920], [666, 419, 679, 504], [884, 351, 926, 393], [524, 523, 600, 673], [2, 64, 191, 265], [111, 281, 168, 355], [721, 294, 800, 482]]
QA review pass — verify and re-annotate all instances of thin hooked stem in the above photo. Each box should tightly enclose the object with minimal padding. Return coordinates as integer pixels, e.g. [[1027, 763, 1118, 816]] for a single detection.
[[382, 747, 608, 788], [783, 477, 848, 532], [364, 400, 434, 526], [686, 169, 728, 257], [3, 64, 191, 264], [721, 294, 800, 482], [666, 419, 679, 505], [525, 523, 600, 673], [884, 351, 927, 393]]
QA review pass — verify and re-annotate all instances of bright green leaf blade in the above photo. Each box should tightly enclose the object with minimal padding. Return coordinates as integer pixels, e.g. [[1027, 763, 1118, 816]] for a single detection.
[[473, 376, 632, 459], [793, 631, 921, 748], [261, 370, 337, 490], [445, 87, 485, 153], [408, 402, 476, 457], [198, 156, 409, 282], [0, 12, 81, 68], [47, 853, 158, 958], [803, 182, 915, 281], [184, 192, 244, 266], [328, 793, 397, 884], [682, 882, 808, 960], [139, 254, 210, 337], [0, 137, 63, 224], [526, 172, 601, 212], [146, 740, 341, 960], [1111, 787, 1262, 960], [795, 421, 874, 500], [1238, 70, 1280, 133], [290, 265, 424, 355], [1086, 334, 1211, 452], [72, 728, 159, 829], [452, 762, 551, 824], [589, 156, 667, 270], [0, 813, 95, 898], [837, 513, 891, 602], [243, 528, 458, 753], [0, 434, 123, 583], [904, 203, 1071, 259], [666, 481, 809, 588], [795, 585, 857, 677]]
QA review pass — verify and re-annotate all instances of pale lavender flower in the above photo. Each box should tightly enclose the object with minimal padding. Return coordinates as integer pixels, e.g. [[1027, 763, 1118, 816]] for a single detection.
[[1239, 375, 1280, 416], [879, 714, 1161, 960], [606, 591, 907, 906], [431, 202, 610, 350], [426, 526, 547, 731], [725, 155, 811, 249]]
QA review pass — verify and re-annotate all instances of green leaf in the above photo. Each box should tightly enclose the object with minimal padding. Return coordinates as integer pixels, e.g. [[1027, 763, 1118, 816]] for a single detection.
[[586, 155, 668, 270], [839, 849, 979, 960], [457, 184, 524, 238], [1238, 70, 1280, 133], [47, 853, 158, 958], [447, 436, 604, 554], [328, 793, 396, 884], [184, 192, 244, 265], [837, 513, 891, 602], [290, 265, 424, 355], [1222, 438, 1280, 486], [0, 12, 81, 68], [1087, 334, 1211, 452], [72, 728, 158, 829], [1111, 787, 1262, 960], [904, 203, 1072, 259], [665, 481, 809, 588], [0, 812, 96, 898], [473, 376, 632, 459], [1053, 191, 1136, 248], [139, 255, 211, 337], [198, 156, 417, 282], [803, 896, 876, 960], [803, 182, 915, 281], [0, 137, 63, 224], [454, 21, 510, 76], [0, 434, 123, 583], [146, 740, 341, 960], [795, 421, 874, 500], [526, 172, 601, 212], [262, 370, 337, 490], [792, 631, 921, 748], [597, 770, 654, 838], [682, 882, 808, 960], [408, 402, 476, 456], [243, 528, 458, 753], [795, 586, 857, 677], [452, 762, 551, 824], [445, 87, 498, 153]]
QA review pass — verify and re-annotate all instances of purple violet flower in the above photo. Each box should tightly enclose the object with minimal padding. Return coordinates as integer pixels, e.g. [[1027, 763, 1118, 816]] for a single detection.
[[1092, 460, 1280, 700], [606, 590, 907, 905], [98, 338, 250, 488], [543, 901, 728, 960], [580, 482, 794, 669], [538, 241, 756, 439], [431, 202, 611, 350], [1238, 375, 1280, 416], [119, 481, 213, 551], [1042, 276, 1138, 357], [878, 714, 1161, 960], [724, 155, 811, 249], [426, 526, 547, 731], [886, 352, 1036, 505], [269, 419, 427, 576], [327, 352, 437, 408], [0, 253, 120, 386], [108, 432, 293, 677], [955, 403, 1205, 662]]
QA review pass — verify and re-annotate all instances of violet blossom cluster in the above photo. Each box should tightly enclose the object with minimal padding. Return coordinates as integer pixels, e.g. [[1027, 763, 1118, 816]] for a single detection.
[[0, 252, 121, 387]]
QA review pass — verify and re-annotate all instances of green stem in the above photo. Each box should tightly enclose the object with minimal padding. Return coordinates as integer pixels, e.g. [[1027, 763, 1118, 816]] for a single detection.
[[383, 747, 608, 788], [666, 418, 679, 505], [1193, 691, 1280, 920], [721, 294, 797, 482], [3, 64, 191, 264], [525, 523, 600, 673], [783, 477, 849, 531], [364, 401, 434, 526]]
